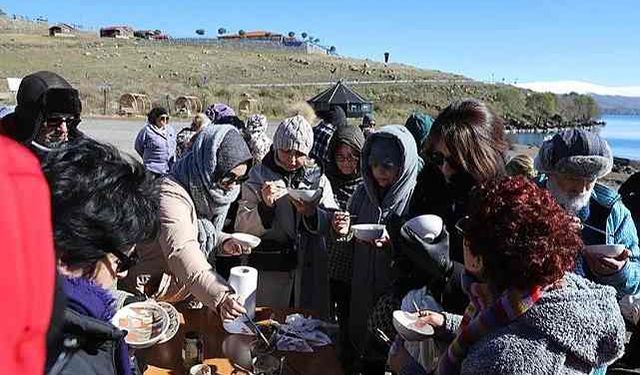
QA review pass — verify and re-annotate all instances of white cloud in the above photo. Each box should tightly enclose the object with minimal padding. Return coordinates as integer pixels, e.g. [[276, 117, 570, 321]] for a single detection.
[[516, 81, 640, 97]]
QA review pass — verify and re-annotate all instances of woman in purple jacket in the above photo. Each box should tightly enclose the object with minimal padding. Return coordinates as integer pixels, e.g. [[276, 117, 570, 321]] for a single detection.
[[135, 107, 177, 176]]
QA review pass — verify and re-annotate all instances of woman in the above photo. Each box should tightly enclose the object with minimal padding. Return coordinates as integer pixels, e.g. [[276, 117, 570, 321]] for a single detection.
[[241, 114, 272, 163], [42, 139, 160, 375], [134, 107, 177, 176], [324, 125, 365, 360], [404, 99, 508, 313], [176, 113, 211, 157], [330, 125, 419, 370], [235, 115, 338, 317], [123, 125, 253, 320], [389, 176, 626, 375]]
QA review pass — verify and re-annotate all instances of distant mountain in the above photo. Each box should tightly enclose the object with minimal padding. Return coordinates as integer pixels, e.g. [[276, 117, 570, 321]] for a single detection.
[[517, 81, 640, 115], [591, 94, 640, 115]]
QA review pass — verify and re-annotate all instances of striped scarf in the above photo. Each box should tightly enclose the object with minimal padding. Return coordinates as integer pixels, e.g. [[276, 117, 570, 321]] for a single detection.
[[437, 273, 544, 375]]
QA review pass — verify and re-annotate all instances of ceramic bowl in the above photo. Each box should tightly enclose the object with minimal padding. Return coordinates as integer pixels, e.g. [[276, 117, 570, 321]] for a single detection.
[[287, 188, 321, 202], [231, 233, 262, 249], [351, 224, 386, 242], [584, 244, 625, 257], [392, 310, 434, 342], [402, 214, 443, 243]]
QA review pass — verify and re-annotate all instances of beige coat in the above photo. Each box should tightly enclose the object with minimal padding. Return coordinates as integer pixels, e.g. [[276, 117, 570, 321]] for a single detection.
[[122, 178, 231, 309]]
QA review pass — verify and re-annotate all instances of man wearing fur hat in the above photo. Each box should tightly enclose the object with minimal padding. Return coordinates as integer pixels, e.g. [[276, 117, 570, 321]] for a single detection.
[[0, 71, 83, 158], [536, 129, 640, 296]]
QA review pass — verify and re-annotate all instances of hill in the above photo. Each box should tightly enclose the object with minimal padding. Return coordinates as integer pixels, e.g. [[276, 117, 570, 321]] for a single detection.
[[591, 94, 640, 115], [0, 16, 598, 126]]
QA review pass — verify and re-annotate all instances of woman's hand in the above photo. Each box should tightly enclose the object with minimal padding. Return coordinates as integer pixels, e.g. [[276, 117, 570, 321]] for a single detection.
[[331, 211, 351, 236], [261, 180, 287, 207], [218, 293, 247, 321], [220, 238, 249, 256], [414, 310, 445, 329], [585, 248, 631, 276]]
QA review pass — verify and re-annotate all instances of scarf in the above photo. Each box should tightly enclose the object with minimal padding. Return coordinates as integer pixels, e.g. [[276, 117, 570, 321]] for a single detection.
[[172, 125, 250, 243], [437, 273, 544, 375]]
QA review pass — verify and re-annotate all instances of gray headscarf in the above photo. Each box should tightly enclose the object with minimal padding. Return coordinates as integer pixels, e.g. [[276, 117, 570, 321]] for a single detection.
[[171, 124, 252, 229]]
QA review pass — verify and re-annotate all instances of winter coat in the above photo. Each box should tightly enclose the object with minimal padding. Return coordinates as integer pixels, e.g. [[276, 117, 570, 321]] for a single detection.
[[235, 150, 338, 317], [432, 273, 626, 375], [575, 182, 640, 297], [345, 125, 420, 352], [134, 123, 177, 175], [121, 177, 233, 308], [0, 136, 56, 375], [48, 277, 131, 375]]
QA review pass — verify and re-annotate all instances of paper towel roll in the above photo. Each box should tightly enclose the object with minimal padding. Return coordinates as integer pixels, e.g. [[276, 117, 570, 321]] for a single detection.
[[228, 266, 258, 319]]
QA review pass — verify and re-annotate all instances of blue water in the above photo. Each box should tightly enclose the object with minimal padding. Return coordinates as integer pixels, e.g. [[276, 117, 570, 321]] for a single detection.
[[509, 115, 640, 161]]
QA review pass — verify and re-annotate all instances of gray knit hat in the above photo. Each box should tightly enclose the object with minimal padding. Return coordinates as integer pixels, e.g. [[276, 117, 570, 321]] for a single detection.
[[272, 115, 313, 155], [534, 129, 613, 180]]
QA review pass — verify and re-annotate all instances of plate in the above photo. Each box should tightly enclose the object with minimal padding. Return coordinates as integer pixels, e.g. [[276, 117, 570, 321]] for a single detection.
[[157, 301, 180, 344], [392, 310, 434, 342], [112, 301, 170, 348]]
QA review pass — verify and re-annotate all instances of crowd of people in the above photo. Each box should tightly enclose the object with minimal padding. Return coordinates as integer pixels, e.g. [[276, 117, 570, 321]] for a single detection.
[[1, 70, 640, 375]]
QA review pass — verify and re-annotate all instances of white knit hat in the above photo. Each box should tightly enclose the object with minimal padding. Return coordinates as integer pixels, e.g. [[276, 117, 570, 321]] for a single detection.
[[272, 115, 314, 155]]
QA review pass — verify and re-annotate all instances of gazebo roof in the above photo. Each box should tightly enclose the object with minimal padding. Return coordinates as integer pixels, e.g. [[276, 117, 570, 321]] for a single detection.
[[308, 81, 371, 105]]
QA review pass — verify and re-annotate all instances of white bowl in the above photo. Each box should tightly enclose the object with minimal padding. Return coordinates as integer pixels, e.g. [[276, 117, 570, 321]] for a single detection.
[[157, 301, 180, 344], [112, 301, 170, 349], [231, 233, 262, 249], [351, 224, 386, 242], [392, 310, 434, 342], [402, 215, 443, 243], [584, 244, 625, 257], [287, 188, 321, 202]]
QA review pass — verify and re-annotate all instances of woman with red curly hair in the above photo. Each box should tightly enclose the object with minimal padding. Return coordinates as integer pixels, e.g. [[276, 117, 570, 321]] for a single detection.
[[389, 176, 626, 375]]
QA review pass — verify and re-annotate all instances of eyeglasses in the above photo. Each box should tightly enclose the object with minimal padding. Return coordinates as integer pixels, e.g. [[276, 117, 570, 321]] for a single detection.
[[111, 248, 139, 273], [428, 151, 456, 168], [219, 172, 249, 187], [45, 115, 81, 129], [455, 216, 471, 235], [335, 154, 359, 164], [159, 115, 170, 122]]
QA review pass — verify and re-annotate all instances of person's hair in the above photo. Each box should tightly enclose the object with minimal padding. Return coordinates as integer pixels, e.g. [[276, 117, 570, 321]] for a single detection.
[[286, 101, 317, 125], [147, 107, 168, 125], [425, 99, 508, 183], [465, 176, 581, 290], [42, 138, 160, 272]]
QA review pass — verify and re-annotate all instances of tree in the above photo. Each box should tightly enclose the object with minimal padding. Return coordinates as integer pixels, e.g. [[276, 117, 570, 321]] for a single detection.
[[288, 31, 295, 38], [218, 27, 227, 35], [0, 8, 6, 16], [526, 92, 557, 126], [301, 32, 308, 39], [329, 46, 336, 53], [238, 29, 246, 37], [573, 95, 600, 122], [314, 38, 320, 43], [196, 29, 205, 36], [154, 29, 162, 35]]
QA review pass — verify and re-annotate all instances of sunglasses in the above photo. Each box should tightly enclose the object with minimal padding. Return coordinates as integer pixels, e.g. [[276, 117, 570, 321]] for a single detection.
[[219, 172, 249, 187], [45, 115, 81, 128], [111, 248, 139, 273], [428, 151, 457, 167], [455, 216, 471, 235]]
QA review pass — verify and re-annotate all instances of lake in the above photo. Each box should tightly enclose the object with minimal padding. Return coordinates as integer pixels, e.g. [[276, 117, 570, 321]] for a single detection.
[[509, 114, 640, 161]]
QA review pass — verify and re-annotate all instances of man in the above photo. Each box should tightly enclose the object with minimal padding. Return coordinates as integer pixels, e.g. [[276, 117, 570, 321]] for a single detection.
[[535, 129, 640, 296], [1, 71, 83, 158], [310, 105, 347, 167], [360, 113, 376, 138]]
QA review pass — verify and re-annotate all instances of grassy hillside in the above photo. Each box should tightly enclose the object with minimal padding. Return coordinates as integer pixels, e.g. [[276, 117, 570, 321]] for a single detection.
[[0, 16, 598, 126]]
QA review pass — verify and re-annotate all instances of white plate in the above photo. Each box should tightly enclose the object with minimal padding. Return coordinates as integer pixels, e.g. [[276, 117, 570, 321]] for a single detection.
[[584, 244, 625, 257], [392, 310, 434, 342], [231, 233, 262, 249], [157, 301, 180, 344], [402, 215, 443, 242], [287, 188, 321, 202], [351, 224, 386, 242], [112, 301, 170, 349]]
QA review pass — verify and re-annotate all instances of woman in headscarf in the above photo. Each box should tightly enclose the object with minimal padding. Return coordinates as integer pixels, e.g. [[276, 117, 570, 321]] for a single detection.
[[241, 114, 272, 163], [123, 125, 253, 321], [176, 113, 211, 158], [404, 111, 434, 151], [330, 125, 420, 372], [235, 115, 339, 318]]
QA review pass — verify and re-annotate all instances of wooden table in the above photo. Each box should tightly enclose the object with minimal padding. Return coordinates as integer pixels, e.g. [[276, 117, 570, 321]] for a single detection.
[[140, 306, 344, 375]]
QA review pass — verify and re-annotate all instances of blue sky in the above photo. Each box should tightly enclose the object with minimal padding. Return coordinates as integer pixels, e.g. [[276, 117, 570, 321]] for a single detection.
[[3, 0, 639, 85]]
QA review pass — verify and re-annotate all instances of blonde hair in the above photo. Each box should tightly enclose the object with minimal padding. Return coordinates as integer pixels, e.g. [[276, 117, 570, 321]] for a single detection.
[[192, 113, 211, 131]]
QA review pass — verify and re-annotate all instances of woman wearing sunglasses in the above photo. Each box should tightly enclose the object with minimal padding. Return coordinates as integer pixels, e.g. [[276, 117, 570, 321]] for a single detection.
[[134, 107, 177, 177], [124, 125, 254, 321], [42, 138, 160, 375], [389, 177, 625, 375]]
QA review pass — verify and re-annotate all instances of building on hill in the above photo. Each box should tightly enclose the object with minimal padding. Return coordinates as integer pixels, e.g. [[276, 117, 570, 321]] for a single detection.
[[219, 30, 285, 43], [48, 23, 76, 37], [134, 29, 170, 40], [308, 80, 373, 118], [100, 25, 134, 39]]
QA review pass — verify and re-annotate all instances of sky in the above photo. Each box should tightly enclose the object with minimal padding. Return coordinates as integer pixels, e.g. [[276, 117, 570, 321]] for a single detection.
[[3, 0, 639, 86]]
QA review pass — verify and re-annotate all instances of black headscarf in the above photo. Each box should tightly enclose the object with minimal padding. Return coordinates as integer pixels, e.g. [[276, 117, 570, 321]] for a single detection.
[[325, 125, 365, 209]]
